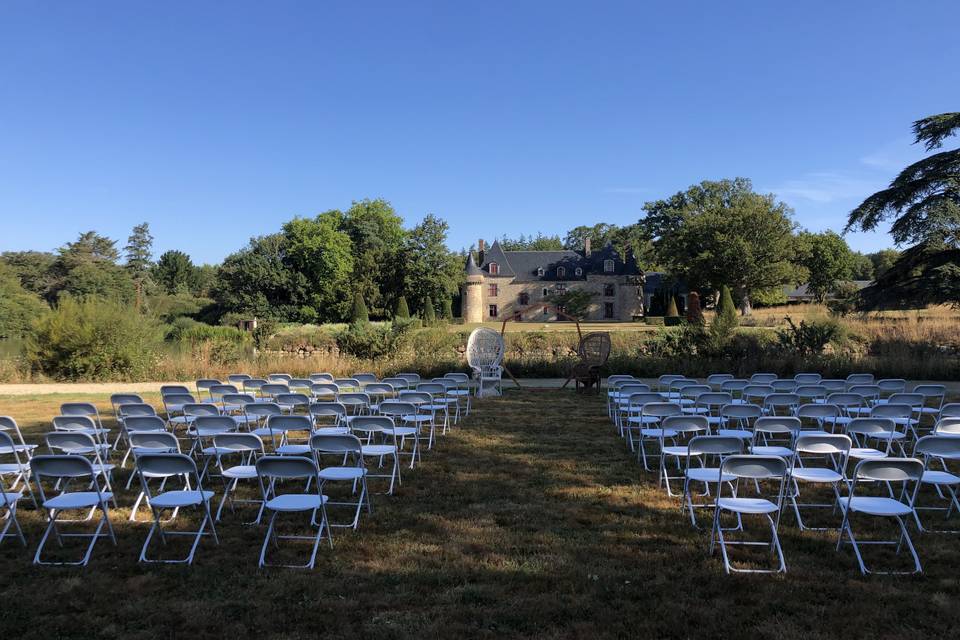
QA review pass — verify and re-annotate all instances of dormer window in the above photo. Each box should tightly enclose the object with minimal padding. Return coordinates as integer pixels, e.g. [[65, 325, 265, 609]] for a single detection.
[[536, 266, 544, 277], [489, 262, 499, 275], [575, 267, 583, 276], [557, 266, 566, 278], [603, 259, 615, 273]]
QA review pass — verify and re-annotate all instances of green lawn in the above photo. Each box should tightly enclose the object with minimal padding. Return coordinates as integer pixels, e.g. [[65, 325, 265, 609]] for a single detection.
[[1, 390, 958, 638]]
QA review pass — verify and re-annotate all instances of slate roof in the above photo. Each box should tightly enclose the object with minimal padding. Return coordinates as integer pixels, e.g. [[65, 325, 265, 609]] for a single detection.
[[783, 280, 872, 299], [464, 253, 483, 276], [476, 240, 642, 282]]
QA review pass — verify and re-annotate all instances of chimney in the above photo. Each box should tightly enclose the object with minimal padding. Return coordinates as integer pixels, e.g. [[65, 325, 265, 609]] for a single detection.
[[584, 237, 592, 257], [478, 239, 486, 265]]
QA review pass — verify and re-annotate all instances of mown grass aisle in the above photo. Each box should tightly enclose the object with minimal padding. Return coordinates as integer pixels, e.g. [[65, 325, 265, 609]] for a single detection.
[[1, 390, 958, 638]]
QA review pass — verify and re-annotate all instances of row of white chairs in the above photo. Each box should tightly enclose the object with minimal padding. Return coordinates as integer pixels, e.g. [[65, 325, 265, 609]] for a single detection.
[[605, 373, 960, 575], [0, 372, 480, 569]]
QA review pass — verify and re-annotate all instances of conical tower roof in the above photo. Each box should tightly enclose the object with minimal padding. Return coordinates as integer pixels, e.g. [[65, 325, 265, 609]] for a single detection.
[[465, 252, 483, 276]]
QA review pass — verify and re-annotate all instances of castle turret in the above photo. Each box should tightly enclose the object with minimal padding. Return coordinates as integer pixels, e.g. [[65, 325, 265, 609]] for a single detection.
[[462, 253, 484, 324]]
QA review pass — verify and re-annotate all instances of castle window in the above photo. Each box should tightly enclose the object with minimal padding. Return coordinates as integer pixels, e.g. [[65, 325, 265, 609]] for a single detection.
[[556, 266, 566, 278], [542, 306, 549, 316], [536, 266, 544, 277], [489, 262, 499, 275], [488, 284, 498, 297], [518, 292, 529, 305], [604, 259, 615, 273], [604, 302, 615, 319], [555, 284, 567, 294], [488, 304, 498, 318], [575, 267, 583, 276], [542, 288, 549, 297], [604, 284, 615, 297]]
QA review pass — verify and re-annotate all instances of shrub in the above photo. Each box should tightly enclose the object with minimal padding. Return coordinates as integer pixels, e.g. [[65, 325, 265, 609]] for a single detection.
[[395, 296, 410, 319], [440, 297, 453, 321], [177, 323, 251, 345], [665, 296, 679, 318], [351, 293, 370, 324], [337, 321, 414, 359], [26, 296, 164, 381], [776, 316, 846, 357], [717, 285, 738, 326], [165, 316, 200, 341], [422, 296, 436, 326]]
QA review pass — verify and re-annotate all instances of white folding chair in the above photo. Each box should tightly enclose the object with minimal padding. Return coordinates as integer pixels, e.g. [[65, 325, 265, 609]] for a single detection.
[[658, 415, 709, 496], [135, 453, 218, 564], [256, 456, 332, 569], [127, 431, 181, 521], [838, 458, 923, 574], [636, 402, 682, 471], [30, 455, 116, 566], [213, 432, 265, 523], [911, 435, 960, 533], [0, 432, 26, 548], [681, 435, 742, 529], [309, 402, 349, 434], [349, 416, 401, 494], [310, 433, 370, 529], [379, 401, 422, 470], [788, 433, 851, 531], [709, 455, 789, 574]]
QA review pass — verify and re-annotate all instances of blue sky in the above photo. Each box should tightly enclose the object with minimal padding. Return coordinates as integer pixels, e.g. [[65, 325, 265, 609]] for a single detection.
[[2, 1, 958, 264]]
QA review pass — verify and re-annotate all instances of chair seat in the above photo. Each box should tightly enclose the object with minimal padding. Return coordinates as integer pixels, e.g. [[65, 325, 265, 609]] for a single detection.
[[922, 470, 960, 485], [626, 416, 661, 425], [391, 426, 418, 437], [313, 427, 349, 435], [402, 415, 433, 423], [867, 431, 906, 441], [717, 497, 779, 514], [223, 465, 258, 479], [275, 444, 311, 455], [849, 447, 887, 460], [686, 467, 735, 483], [639, 428, 678, 438], [841, 496, 912, 517], [265, 493, 328, 512], [1, 490, 23, 504], [44, 491, 114, 510], [791, 467, 843, 483], [750, 445, 794, 457], [0, 463, 29, 475], [150, 489, 214, 508], [319, 467, 366, 481], [362, 445, 397, 456], [662, 445, 688, 457]]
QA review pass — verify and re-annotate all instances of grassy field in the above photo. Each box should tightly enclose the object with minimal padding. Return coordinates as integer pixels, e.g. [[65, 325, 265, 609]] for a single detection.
[[1, 390, 959, 638]]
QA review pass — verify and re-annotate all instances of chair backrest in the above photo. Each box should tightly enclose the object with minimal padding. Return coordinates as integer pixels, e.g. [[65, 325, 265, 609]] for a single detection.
[[661, 414, 709, 434], [52, 414, 97, 432], [268, 373, 293, 382], [939, 403, 960, 419], [110, 393, 143, 410], [641, 402, 682, 419], [350, 415, 394, 435], [877, 378, 906, 394], [846, 373, 875, 386], [338, 392, 371, 407], [209, 384, 239, 399], [160, 385, 191, 396], [129, 431, 180, 452], [190, 415, 237, 435], [379, 401, 416, 417], [608, 374, 637, 386], [743, 385, 774, 401], [222, 393, 255, 407], [618, 384, 651, 396], [245, 402, 283, 419], [796, 403, 840, 420], [680, 385, 712, 400], [381, 377, 409, 390], [261, 383, 290, 397], [845, 417, 896, 437], [444, 372, 470, 383], [311, 383, 341, 399], [183, 402, 221, 418], [820, 379, 846, 393], [352, 373, 379, 385], [288, 378, 314, 390], [913, 384, 946, 404], [754, 416, 801, 436], [887, 393, 924, 408], [309, 402, 347, 421], [826, 392, 865, 409], [914, 435, 960, 461], [396, 373, 421, 384], [416, 383, 446, 396], [793, 373, 822, 384], [334, 378, 361, 390], [626, 392, 666, 409], [687, 435, 743, 457], [749, 373, 777, 384], [870, 403, 912, 419], [309, 373, 335, 383], [46, 431, 100, 454], [852, 458, 922, 482], [212, 432, 264, 453], [266, 414, 313, 433], [695, 392, 733, 408], [275, 393, 311, 408], [137, 453, 200, 479], [227, 373, 252, 384], [399, 391, 431, 405], [933, 417, 960, 436], [466, 328, 505, 368], [310, 433, 363, 456], [577, 332, 611, 367], [795, 432, 851, 456], [706, 374, 734, 387], [848, 384, 880, 401], [365, 383, 394, 396], [771, 380, 798, 393], [256, 455, 318, 479], [119, 403, 157, 418], [719, 379, 749, 395], [795, 385, 827, 401], [163, 393, 196, 409], [31, 454, 96, 480], [124, 415, 168, 433], [60, 402, 98, 418], [196, 379, 221, 397], [243, 378, 268, 394], [764, 393, 800, 408], [721, 454, 788, 480]]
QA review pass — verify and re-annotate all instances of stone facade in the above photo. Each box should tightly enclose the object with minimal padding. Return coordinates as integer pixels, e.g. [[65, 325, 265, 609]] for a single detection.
[[462, 239, 648, 323]]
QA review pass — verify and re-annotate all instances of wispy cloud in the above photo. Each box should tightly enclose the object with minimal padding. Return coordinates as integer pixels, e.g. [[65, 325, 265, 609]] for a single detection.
[[763, 172, 881, 204], [859, 136, 922, 172]]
